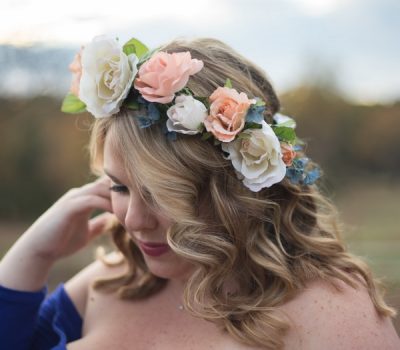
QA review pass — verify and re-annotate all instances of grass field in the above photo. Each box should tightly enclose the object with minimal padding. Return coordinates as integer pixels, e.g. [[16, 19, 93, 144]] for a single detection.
[[1, 181, 399, 334], [334, 181, 400, 332], [335, 181, 400, 285]]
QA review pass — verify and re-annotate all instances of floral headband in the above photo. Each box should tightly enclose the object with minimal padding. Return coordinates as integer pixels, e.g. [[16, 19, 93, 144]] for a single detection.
[[62, 35, 321, 192]]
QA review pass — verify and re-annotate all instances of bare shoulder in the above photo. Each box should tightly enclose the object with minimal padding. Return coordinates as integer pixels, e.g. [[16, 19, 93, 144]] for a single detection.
[[280, 277, 400, 350], [64, 251, 127, 318]]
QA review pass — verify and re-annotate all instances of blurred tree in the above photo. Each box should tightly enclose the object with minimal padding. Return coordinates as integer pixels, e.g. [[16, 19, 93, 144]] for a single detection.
[[280, 65, 400, 186], [0, 97, 92, 220], [0, 85, 399, 220]]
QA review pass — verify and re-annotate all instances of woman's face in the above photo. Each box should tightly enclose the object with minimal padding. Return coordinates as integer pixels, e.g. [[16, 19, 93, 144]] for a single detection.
[[103, 133, 194, 281]]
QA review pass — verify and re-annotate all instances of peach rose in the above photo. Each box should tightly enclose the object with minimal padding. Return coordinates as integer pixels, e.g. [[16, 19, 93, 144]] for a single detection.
[[134, 51, 204, 103], [69, 47, 83, 97], [204, 87, 255, 142], [281, 142, 296, 166]]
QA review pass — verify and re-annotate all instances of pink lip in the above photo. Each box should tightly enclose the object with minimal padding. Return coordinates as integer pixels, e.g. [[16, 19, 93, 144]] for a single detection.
[[137, 240, 170, 257]]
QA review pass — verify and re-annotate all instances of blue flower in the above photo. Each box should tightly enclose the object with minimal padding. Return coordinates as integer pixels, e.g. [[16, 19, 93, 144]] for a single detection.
[[161, 122, 177, 141], [137, 116, 153, 128], [285, 157, 320, 185], [286, 167, 303, 184], [303, 167, 321, 185], [147, 103, 161, 121], [246, 104, 265, 124], [293, 144, 304, 152], [167, 132, 177, 141], [293, 157, 309, 170], [137, 96, 149, 105], [136, 102, 161, 129]]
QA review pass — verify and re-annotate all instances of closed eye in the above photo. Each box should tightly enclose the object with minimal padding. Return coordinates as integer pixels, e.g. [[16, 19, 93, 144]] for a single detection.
[[109, 184, 129, 194]]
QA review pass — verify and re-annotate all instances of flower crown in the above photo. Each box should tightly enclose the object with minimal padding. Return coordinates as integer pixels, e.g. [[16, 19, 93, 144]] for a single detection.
[[62, 35, 321, 192]]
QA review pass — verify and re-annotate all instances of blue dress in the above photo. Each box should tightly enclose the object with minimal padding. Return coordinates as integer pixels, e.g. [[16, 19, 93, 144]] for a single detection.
[[0, 283, 82, 350]]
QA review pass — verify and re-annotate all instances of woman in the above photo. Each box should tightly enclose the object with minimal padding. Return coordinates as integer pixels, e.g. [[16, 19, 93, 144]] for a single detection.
[[0, 36, 398, 350]]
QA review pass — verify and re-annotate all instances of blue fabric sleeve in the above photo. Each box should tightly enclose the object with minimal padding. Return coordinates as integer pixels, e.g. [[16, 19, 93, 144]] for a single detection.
[[0, 282, 83, 350], [0, 284, 47, 350]]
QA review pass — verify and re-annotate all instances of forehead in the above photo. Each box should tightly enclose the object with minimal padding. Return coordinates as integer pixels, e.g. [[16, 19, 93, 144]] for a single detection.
[[103, 131, 129, 181]]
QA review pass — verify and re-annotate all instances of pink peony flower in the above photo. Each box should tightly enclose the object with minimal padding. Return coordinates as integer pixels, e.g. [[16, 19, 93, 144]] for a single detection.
[[204, 87, 255, 142], [68, 47, 83, 97], [280, 142, 296, 166], [134, 51, 204, 103]]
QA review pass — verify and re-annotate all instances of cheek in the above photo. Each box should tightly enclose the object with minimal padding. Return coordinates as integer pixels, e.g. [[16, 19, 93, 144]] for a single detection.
[[157, 215, 173, 233], [110, 194, 128, 223]]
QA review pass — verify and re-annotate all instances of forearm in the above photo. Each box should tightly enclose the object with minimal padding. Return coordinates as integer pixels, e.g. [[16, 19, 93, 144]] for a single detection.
[[0, 178, 112, 292], [0, 233, 55, 292]]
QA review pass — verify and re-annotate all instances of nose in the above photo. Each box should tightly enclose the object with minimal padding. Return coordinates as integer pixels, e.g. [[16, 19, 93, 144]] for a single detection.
[[124, 195, 158, 232]]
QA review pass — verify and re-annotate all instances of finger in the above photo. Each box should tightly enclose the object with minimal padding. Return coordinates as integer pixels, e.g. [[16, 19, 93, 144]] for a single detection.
[[72, 194, 113, 214], [82, 177, 111, 197], [88, 212, 117, 239], [67, 177, 112, 200]]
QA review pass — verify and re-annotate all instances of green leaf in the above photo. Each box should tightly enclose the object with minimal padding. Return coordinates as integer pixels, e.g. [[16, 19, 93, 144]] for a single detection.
[[197, 123, 205, 133], [124, 99, 139, 110], [180, 87, 194, 96], [138, 47, 160, 64], [272, 126, 296, 143], [237, 132, 251, 140], [244, 122, 263, 130], [224, 78, 233, 89], [278, 120, 296, 128], [61, 93, 86, 114], [255, 98, 266, 107], [123, 38, 149, 59], [213, 138, 221, 146], [201, 132, 213, 141]]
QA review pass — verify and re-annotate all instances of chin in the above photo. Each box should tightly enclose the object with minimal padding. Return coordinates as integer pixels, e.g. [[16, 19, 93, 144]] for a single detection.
[[142, 252, 194, 280]]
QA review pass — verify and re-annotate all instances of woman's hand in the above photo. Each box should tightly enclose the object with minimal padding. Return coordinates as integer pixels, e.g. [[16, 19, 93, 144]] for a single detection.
[[0, 176, 113, 291], [24, 176, 113, 262]]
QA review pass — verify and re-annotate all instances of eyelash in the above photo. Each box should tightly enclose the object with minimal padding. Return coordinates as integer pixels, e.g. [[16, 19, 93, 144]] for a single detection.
[[109, 184, 129, 194], [109, 184, 155, 206]]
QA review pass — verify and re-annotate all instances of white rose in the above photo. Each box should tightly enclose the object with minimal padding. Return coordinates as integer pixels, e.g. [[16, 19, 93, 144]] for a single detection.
[[79, 35, 138, 118], [166, 95, 208, 134], [273, 113, 296, 128], [221, 121, 286, 192]]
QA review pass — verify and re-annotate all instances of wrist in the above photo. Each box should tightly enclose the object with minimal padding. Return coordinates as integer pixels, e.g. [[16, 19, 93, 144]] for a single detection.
[[0, 236, 55, 292]]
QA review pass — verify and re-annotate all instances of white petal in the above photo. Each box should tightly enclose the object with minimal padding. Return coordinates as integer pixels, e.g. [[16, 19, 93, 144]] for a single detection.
[[166, 119, 199, 134], [226, 121, 287, 191], [167, 95, 207, 133], [79, 35, 138, 118]]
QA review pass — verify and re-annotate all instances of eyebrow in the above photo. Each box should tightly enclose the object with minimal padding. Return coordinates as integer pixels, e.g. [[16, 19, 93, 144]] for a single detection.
[[103, 169, 124, 184]]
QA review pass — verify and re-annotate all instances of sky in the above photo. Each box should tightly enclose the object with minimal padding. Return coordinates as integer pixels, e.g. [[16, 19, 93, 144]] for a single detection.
[[0, 0, 399, 103]]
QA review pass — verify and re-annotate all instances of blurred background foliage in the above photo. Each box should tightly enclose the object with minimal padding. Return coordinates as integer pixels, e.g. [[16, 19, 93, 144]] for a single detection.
[[0, 96, 91, 220], [0, 75, 399, 331], [1, 81, 399, 220]]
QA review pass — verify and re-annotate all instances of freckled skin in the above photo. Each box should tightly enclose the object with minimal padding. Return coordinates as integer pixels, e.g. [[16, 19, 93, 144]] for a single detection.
[[280, 278, 400, 349]]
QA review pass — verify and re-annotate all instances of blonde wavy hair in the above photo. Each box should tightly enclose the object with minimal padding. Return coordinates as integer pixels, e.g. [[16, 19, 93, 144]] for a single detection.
[[88, 38, 397, 349]]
